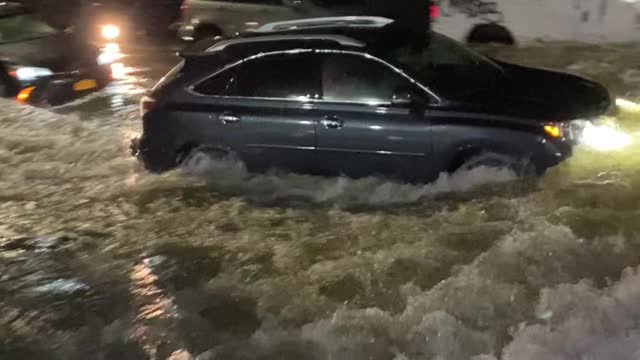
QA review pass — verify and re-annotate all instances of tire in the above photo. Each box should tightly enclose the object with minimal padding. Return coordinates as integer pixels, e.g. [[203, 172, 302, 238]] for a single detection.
[[466, 23, 515, 45], [457, 152, 537, 177], [193, 24, 223, 41], [176, 145, 246, 175]]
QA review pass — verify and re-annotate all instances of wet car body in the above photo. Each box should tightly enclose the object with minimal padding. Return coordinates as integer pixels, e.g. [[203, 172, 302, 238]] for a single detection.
[[0, 2, 111, 105], [136, 17, 610, 181]]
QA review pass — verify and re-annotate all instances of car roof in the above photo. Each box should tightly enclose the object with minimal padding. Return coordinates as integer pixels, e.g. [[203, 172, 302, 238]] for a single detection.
[[183, 16, 414, 57], [0, 1, 27, 17]]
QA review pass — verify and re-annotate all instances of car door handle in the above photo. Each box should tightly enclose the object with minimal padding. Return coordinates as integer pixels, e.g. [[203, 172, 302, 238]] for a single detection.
[[219, 113, 240, 124], [321, 116, 344, 129]]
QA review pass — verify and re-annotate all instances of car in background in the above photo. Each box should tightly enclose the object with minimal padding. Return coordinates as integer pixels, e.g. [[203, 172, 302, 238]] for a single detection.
[[174, 0, 640, 44], [174, 0, 370, 41], [134, 17, 611, 181], [432, 0, 640, 44], [0, 2, 113, 105]]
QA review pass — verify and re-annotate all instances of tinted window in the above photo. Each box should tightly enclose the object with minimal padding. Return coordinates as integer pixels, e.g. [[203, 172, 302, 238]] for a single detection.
[[193, 67, 238, 96], [389, 33, 502, 98], [322, 54, 410, 104], [236, 53, 321, 100]]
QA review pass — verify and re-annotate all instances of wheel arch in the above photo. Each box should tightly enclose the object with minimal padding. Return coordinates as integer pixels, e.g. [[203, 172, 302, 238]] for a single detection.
[[194, 23, 224, 40], [466, 23, 516, 45]]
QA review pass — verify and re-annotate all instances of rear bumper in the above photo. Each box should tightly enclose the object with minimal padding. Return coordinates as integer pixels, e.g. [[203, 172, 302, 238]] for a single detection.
[[11, 65, 111, 106], [131, 135, 178, 173], [177, 24, 196, 41]]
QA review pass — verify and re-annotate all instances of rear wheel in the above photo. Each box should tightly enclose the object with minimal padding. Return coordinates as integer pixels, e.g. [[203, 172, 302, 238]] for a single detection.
[[193, 24, 223, 41], [176, 145, 245, 174]]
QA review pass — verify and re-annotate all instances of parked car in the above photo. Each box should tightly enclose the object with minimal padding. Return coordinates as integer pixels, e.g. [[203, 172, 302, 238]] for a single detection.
[[432, 0, 640, 44], [0, 2, 113, 105], [134, 17, 611, 181], [174, 0, 372, 40]]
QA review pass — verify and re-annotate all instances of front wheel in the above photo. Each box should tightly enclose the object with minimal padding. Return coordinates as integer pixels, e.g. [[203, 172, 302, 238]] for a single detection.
[[457, 152, 540, 177]]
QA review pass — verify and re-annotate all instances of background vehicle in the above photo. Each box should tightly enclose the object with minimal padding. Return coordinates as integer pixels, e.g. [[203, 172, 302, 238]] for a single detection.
[[432, 0, 640, 44], [135, 17, 610, 180], [174, 0, 372, 41], [0, 2, 112, 105]]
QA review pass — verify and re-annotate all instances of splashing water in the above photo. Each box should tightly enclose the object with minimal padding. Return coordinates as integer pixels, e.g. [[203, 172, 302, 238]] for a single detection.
[[3, 42, 640, 360]]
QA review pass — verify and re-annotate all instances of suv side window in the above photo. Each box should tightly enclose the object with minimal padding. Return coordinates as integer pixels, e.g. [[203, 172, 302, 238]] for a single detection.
[[236, 53, 321, 100], [192, 66, 238, 96], [321, 53, 412, 104]]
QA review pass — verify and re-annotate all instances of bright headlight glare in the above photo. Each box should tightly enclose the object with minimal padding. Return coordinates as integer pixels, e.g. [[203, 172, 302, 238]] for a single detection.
[[9, 66, 53, 81], [579, 121, 632, 151], [616, 98, 640, 112], [101, 25, 120, 40], [97, 52, 121, 65]]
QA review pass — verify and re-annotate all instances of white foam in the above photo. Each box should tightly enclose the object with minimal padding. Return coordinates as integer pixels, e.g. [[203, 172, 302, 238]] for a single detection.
[[503, 266, 640, 360], [181, 153, 517, 206]]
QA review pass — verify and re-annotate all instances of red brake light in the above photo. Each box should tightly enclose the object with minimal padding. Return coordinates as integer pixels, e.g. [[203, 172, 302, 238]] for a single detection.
[[140, 95, 156, 116], [180, 0, 189, 18], [429, 4, 440, 20]]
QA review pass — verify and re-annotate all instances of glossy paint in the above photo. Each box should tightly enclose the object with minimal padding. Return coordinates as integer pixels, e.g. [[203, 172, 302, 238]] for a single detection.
[[138, 42, 608, 180]]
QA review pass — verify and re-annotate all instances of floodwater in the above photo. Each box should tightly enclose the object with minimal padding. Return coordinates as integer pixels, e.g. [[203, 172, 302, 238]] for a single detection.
[[2, 41, 640, 360]]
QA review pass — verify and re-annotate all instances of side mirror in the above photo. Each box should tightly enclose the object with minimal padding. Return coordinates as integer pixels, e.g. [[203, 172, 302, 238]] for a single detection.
[[391, 89, 414, 106]]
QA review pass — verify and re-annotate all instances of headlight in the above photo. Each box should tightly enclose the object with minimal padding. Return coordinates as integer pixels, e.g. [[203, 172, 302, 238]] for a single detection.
[[8, 66, 53, 81], [570, 118, 632, 151], [101, 24, 120, 40]]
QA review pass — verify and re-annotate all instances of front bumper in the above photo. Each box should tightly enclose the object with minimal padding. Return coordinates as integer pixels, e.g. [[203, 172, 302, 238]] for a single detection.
[[539, 137, 573, 170]]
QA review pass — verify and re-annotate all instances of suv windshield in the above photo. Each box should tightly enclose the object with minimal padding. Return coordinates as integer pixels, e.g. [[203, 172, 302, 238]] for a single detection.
[[0, 14, 57, 44], [389, 32, 503, 98]]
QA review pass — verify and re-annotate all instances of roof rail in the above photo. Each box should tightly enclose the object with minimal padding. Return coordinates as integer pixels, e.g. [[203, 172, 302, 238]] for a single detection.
[[205, 34, 365, 52], [253, 16, 394, 33]]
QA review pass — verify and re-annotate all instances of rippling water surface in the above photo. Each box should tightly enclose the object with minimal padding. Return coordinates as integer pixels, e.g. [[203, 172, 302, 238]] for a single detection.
[[2, 42, 640, 360]]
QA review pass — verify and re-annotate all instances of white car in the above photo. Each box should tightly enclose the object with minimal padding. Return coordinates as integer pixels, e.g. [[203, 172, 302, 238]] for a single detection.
[[175, 0, 640, 43], [433, 0, 640, 44], [175, 0, 366, 41]]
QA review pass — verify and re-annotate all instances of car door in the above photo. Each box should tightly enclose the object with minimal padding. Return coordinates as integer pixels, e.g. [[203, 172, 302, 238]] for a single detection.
[[315, 52, 433, 180], [191, 51, 321, 173]]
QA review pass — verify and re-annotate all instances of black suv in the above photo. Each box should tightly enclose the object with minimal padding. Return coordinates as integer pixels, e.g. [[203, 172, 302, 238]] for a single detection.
[[134, 17, 610, 181]]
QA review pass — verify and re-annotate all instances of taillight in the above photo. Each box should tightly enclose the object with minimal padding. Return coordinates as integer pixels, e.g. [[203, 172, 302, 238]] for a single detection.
[[429, 4, 440, 20], [140, 95, 156, 116], [180, 0, 189, 18]]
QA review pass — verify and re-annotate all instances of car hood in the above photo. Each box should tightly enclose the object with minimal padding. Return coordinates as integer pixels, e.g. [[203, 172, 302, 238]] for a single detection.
[[0, 32, 99, 72], [445, 63, 611, 121]]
